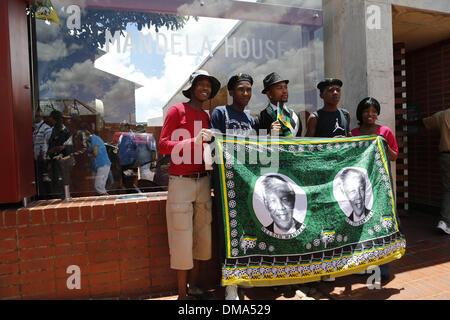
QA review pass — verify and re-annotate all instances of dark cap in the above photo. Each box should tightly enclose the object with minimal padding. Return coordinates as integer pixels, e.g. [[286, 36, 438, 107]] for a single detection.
[[317, 78, 343, 92], [135, 124, 146, 133], [182, 69, 221, 99], [227, 73, 254, 91], [262, 72, 289, 94]]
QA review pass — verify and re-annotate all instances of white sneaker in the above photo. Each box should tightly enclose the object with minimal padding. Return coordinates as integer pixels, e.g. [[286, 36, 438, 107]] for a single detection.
[[225, 285, 239, 300], [437, 220, 450, 235]]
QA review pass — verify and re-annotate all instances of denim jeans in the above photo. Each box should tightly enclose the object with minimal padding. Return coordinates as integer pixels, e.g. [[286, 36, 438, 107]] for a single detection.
[[380, 263, 390, 277]]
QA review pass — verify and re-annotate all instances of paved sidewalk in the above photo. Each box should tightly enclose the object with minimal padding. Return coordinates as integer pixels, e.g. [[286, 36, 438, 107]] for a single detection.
[[151, 211, 450, 300], [315, 211, 450, 300]]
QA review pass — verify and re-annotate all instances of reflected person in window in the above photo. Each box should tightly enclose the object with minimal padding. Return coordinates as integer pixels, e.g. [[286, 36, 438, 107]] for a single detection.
[[33, 110, 53, 198], [47, 110, 74, 198], [83, 128, 111, 196]]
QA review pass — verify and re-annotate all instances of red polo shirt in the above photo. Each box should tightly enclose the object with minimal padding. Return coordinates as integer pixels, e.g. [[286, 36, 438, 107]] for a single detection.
[[159, 103, 210, 175]]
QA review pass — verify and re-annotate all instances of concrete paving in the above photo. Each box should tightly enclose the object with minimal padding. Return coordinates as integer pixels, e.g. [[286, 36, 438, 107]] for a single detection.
[[151, 210, 450, 300]]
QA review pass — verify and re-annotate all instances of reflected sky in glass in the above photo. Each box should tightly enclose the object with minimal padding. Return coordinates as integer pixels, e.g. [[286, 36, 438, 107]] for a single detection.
[[36, 0, 323, 123]]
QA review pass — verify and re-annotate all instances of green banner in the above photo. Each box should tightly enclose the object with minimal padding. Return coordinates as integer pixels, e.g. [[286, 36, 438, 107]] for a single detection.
[[214, 135, 405, 287]]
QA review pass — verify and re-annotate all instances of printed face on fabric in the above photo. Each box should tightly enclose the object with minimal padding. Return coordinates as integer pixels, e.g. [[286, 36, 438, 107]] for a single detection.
[[263, 176, 295, 232], [252, 173, 308, 239], [343, 170, 366, 219], [333, 167, 374, 225]]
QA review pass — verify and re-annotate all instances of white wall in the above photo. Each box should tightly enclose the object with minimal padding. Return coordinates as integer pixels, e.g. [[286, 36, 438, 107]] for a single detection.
[[323, 0, 395, 132]]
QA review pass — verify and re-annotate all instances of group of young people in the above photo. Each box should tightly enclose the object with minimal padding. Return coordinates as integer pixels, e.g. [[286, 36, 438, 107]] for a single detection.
[[159, 69, 400, 300]]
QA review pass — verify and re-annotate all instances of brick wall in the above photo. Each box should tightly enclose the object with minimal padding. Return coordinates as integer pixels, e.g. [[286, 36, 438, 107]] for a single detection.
[[406, 38, 450, 209], [0, 194, 220, 299]]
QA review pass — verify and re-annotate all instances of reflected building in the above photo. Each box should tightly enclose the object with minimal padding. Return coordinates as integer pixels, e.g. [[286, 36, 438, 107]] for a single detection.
[[36, 20, 142, 124], [163, 15, 324, 125]]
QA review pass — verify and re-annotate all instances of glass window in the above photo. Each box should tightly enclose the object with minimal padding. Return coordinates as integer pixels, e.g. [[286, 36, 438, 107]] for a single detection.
[[33, 0, 323, 199]]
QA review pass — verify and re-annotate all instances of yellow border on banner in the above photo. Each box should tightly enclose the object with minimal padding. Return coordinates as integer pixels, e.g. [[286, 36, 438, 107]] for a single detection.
[[216, 135, 377, 146], [376, 137, 399, 231], [222, 246, 406, 287], [216, 142, 231, 257], [216, 135, 397, 258]]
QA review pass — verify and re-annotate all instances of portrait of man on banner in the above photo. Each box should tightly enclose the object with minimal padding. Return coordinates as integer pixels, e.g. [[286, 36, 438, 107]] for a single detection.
[[252, 174, 307, 239], [333, 167, 375, 226]]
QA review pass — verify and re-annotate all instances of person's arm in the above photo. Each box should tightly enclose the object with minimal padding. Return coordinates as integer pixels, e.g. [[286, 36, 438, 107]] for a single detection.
[[383, 127, 399, 162], [42, 126, 52, 158], [89, 144, 99, 167], [305, 114, 318, 137], [387, 145, 398, 162], [254, 110, 275, 136], [62, 130, 73, 156], [270, 120, 281, 136], [47, 130, 59, 157], [92, 145, 99, 159], [159, 106, 192, 155], [295, 111, 303, 137], [159, 105, 211, 156], [210, 108, 225, 134], [346, 112, 351, 137], [253, 113, 262, 133]]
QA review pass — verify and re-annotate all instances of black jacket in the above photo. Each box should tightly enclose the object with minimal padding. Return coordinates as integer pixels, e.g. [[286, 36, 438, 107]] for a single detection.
[[254, 107, 302, 137]]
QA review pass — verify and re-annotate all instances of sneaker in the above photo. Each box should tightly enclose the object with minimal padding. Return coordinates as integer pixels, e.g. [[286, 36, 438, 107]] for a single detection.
[[321, 276, 335, 282], [437, 220, 450, 235], [187, 286, 203, 296], [187, 286, 212, 300], [123, 169, 134, 176], [225, 285, 239, 300]]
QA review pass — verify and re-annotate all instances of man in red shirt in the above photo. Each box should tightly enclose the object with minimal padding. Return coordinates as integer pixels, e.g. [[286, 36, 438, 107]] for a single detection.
[[159, 70, 221, 300]]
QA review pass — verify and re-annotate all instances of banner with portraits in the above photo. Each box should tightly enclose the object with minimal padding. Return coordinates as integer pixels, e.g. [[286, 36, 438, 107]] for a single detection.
[[213, 135, 406, 287]]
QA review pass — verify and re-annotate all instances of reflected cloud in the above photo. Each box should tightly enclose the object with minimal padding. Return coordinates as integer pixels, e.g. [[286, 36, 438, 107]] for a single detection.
[[37, 2, 323, 124], [176, 0, 318, 26], [40, 58, 137, 123], [164, 18, 324, 115], [37, 39, 83, 62], [95, 17, 237, 122]]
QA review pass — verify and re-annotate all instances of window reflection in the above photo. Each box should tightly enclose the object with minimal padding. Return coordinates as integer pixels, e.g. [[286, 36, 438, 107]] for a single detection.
[[34, 0, 323, 199]]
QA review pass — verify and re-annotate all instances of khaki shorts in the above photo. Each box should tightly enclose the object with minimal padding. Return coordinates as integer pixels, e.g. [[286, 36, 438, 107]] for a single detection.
[[166, 175, 212, 270]]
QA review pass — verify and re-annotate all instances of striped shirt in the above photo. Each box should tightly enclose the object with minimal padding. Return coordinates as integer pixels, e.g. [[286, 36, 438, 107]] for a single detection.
[[33, 120, 52, 160]]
